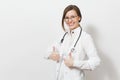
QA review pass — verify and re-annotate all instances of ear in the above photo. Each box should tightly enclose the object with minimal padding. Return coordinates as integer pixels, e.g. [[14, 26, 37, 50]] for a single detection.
[[78, 16, 81, 22]]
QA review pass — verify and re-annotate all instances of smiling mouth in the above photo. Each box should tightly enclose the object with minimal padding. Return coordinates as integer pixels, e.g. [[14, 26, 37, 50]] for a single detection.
[[68, 22, 75, 27]]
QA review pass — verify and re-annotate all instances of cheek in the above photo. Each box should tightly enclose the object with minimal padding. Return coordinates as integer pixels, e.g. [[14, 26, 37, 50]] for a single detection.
[[74, 19, 80, 24], [64, 20, 69, 24]]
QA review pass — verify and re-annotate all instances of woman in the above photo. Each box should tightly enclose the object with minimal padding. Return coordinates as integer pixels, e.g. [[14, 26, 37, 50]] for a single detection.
[[45, 5, 101, 80]]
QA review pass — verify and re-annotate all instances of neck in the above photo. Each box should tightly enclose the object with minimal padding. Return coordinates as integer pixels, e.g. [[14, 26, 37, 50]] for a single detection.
[[70, 25, 80, 31]]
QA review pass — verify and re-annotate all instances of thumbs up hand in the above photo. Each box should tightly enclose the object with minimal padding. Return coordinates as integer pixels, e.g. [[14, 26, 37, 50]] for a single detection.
[[64, 52, 74, 68], [49, 46, 60, 62]]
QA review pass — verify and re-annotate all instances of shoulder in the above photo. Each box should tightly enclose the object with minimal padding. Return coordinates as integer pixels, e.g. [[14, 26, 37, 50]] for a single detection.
[[80, 30, 96, 49], [80, 30, 95, 45], [81, 30, 92, 39]]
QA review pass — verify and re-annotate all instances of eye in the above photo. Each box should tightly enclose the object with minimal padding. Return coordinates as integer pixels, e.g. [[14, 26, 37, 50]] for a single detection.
[[65, 17, 69, 19], [71, 16, 76, 18]]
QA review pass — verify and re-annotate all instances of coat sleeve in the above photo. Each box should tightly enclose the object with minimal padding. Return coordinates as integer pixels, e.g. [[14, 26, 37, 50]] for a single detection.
[[73, 34, 101, 70]]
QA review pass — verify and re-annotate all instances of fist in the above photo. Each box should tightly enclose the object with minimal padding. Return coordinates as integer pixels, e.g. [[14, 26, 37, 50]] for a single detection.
[[64, 52, 74, 68], [49, 46, 60, 62]]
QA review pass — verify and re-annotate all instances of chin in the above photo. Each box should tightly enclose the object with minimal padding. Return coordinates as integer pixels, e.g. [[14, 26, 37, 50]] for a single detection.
[[69, 26, 75, 30], [69, 27, 74, 30]]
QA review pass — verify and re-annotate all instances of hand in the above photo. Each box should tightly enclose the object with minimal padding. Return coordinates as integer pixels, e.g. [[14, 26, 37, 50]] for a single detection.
[[64, 52, 74, 68], [49, 46, 60, 62]]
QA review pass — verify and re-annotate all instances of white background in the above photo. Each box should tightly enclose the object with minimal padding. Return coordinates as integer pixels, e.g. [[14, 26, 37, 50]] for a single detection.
[[0, 0, 120, 80]]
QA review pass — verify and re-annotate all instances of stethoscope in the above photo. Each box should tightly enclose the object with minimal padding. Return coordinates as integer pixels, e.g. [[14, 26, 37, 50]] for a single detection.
[[60, 26, 82, 53], [56, 26, 82, 80]]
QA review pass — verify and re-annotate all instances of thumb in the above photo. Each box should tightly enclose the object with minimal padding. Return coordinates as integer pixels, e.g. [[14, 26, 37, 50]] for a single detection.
[[69, 52, 72, 58], [63, 58, 66, 61], [53, 46, 56, 52]]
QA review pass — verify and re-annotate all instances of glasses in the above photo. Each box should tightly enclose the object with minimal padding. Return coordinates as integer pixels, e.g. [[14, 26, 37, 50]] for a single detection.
[[64, 15, 78, 21]]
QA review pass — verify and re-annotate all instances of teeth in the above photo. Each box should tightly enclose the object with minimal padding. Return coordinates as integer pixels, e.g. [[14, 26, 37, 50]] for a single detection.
[[70, 25, 73, 26], [69, 22, 74, 26], [69, 24, 74, 26]]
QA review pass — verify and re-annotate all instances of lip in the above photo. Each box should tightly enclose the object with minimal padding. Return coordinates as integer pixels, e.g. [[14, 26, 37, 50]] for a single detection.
[[68, 22, 75, 27]]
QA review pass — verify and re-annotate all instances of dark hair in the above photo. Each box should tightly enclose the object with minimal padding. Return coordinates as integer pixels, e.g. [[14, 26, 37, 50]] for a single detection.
[[62, 5, 82, 31]]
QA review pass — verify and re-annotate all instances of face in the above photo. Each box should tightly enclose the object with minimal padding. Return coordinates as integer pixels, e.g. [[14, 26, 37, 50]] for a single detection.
[[64, 10, 80, 30]]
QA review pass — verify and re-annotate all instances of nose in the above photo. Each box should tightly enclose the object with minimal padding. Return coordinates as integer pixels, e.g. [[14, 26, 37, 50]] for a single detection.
[[68, 18, 73, 22]]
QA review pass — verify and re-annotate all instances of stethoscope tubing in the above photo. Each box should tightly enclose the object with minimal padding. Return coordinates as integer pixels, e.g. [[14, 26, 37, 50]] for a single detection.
[[57, 27, 82, 80], [60, 27, 82, 52]]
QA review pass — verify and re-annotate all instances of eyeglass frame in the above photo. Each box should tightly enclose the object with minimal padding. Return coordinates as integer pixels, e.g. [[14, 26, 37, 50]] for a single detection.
[[64, 15, 78, 21]]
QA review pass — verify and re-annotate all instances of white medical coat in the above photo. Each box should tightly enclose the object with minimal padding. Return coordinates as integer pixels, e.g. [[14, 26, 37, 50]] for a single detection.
[[45, 27, 101, 80]]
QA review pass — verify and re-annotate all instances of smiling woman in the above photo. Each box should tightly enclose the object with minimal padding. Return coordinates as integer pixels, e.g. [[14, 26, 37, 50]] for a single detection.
[[45, 5, 101, 80], [62, 5, 82, 31]]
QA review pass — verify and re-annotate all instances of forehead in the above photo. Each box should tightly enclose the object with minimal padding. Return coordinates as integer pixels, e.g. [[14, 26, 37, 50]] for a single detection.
[[65, 10, 77, 16]]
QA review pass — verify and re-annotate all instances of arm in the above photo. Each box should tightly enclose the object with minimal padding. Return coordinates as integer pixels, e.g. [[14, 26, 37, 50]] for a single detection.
[[73, 34, 101, 70]]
